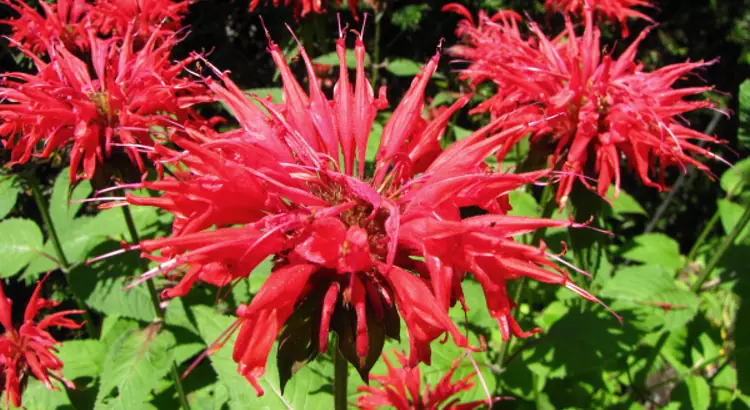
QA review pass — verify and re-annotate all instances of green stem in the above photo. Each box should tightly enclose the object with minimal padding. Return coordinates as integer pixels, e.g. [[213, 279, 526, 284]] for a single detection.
[[27, 172, 98, 337], [333, 336, 349, 410], [120, 206, 192, 410], [496, 184, 557, 369], [370, 9, 384, 87], [691, 203, 750, 292]]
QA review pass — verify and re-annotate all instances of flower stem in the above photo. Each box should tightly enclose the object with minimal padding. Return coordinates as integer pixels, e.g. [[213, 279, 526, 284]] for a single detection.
[[333, 336, 349, 410], [120, 205, 192, 410], [691, 203, 750, 292], [370, 8, 385, 87], [26, 171, 98, 337], [686, 181, 744, 263]]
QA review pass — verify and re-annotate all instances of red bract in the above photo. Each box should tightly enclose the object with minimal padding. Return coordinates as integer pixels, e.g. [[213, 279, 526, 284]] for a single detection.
[[0, 27, 210, 182], [91, 0, 191, 40], [356, 350, 486, 410], [545, 0, 654, 37], [0, 276, 83, 410], [446, 5, 725, 207], [122, 24, 612, 394], [248, 0, 373, 19], [0, 0, 91, 54]]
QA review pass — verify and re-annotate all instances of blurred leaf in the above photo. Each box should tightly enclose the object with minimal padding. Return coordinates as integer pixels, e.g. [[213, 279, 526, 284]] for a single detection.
[[391, 4, 430, 31], [717, 199, 750, 243], [190, 382, 230, 410], [58, 339, 107, 382], [600, 265, 698, 331], [0, 218, 44, 278], [605, 186, 647, 216], [386, 58, 423, 77], [451, 125, 473, 141], [720, 156, 750, 194], [672, 375, 711, 410], [95, 328, 176, 410], [621, 233, 683, 271], [8, 379, 72, 410], [366, 121, 383, 162], [0, 175, 19, 219], [739, 79, 750, 149], [508, 190, 538, 217], [69, 244, 157, 322], [737, 293, 750, 395], [192, 305, 334, 410], [313, 49, 369, 68], [49, 168, 92, 230]]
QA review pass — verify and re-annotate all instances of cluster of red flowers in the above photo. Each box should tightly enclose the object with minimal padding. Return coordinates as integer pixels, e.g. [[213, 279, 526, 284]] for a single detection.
[[0, 276, 83, 409], [248, 0, 377, 19], [445, 3, 725, 207], [0, 0, 207, 183], [356, 350, 488, 410], [545, 0, 653, 37], [0, 0, 727, 405]]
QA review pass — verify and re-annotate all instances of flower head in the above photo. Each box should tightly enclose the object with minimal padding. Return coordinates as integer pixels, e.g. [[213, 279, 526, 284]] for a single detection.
[[0, 0, 91, 54], [446, 5, 726, 207], [91, 0, 191, 41], [0, 275, 83, 409], [0, 27, 210, 182], [248, 0, 377, 20], [356, 350, 486, 410], [121, 23, 612, 394], [545, 0, 654, 37]]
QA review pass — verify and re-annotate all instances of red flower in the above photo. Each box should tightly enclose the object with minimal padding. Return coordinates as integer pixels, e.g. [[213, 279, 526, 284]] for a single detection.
[[0, 0, 91, 54], [121, 24, 611, 394], [545, 0, 654, 37], [446, 5, 726, 207], [91, 0, 191, 41], [0, 275, 83, 409], [0, 27, 210, 182], [356, 350, 488, 410]]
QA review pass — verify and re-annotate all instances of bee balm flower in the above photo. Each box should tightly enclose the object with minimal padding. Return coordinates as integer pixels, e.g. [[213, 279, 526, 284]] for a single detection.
[[120, 24, 613, 394], [545, 0, 654, 37], [446, 5, 726, 207], [0, 276, 83, 409]]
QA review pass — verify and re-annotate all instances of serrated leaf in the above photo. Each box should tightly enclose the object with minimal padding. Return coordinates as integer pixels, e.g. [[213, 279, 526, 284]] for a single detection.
[[600, 265, 698, 331], [58, 339, 107, 381], [0, 175, 20, 219], [621, 233, 683, 271], [95, 328, 176, 410], [69, 245, 157, 322], [606, 186, 647, 216], [192, 305, 334, 410], [739, 79, 750, 149], [0, 218, 45, 278]]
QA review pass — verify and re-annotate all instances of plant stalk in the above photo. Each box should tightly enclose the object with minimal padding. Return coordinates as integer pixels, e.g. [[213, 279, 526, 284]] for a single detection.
[[370, 8, 385, 87], [27, 172, 98, 337], [333, 336, 349, 410], [120, 205, 192, 410], [691, 203, 750, 292], [686, 181, 744, 263]]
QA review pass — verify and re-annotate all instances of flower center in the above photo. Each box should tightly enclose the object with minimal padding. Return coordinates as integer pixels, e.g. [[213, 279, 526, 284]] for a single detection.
[[88, 92, 114, 124]]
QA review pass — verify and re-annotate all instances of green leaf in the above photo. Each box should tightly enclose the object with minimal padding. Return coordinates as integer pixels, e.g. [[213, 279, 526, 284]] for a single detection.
[[621, 233, 683, 271], [313, 49, 369, 68], [386, 58, 443, 79], [605, 186, 647, 216], [49, 167, 92, 230], [58, 339, 107, 382], [720, 156, 750, 194], [737, 294, 750, 395], [391, 4, 430, 31], [600, 265, 699, 331], [508, 190, 538, 217], [366, 121, 384, 162], [0, 175, 20, 219], [739, 79, 750, 149], [0, 218, 45, 278], [192, 305, 334, 410], [672, 375, 711, 410], [69, 245, 157, 322], [717, 199, 750, 243], [95, 327, 176, 410], [9, 379, 72, 410]]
